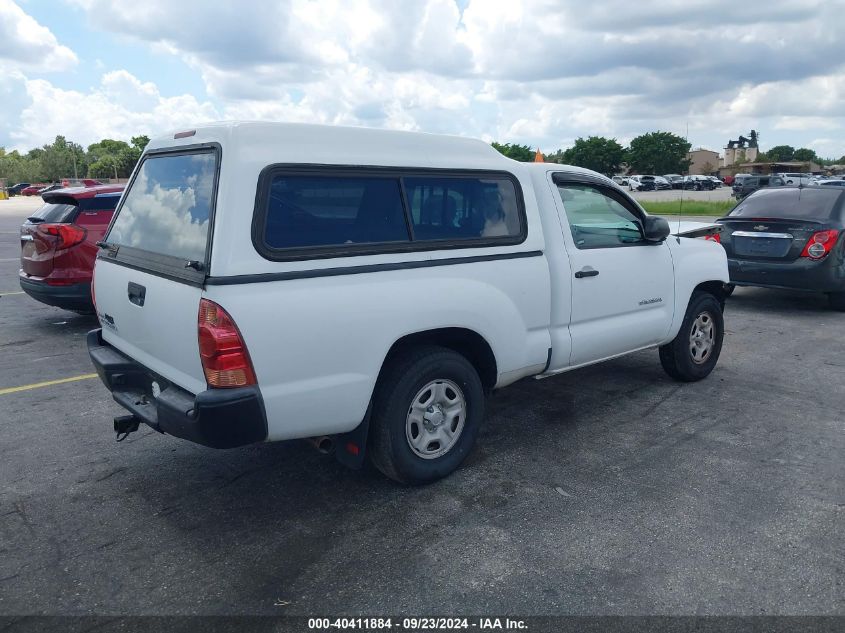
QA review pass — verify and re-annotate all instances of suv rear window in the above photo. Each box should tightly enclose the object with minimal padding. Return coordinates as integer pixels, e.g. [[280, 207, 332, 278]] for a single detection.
[[29, 203, 77, 223], [107, 150, 217, 262]]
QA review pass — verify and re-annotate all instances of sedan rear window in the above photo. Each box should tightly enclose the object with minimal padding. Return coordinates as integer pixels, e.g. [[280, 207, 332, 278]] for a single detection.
[[107, 150, 217, 262], [729, 188, 842, 220]]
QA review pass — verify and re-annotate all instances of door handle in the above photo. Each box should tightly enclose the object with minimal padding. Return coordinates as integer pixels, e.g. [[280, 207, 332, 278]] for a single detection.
[[574, 268, 599, 279], [127, 282, 146, 307]]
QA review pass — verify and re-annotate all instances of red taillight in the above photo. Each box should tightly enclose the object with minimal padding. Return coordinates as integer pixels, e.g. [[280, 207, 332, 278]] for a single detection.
[[38, 223, 87, 249], [704, 233, 721, 244], [800, 230, 839, 259], [198, 299, 256, 388]]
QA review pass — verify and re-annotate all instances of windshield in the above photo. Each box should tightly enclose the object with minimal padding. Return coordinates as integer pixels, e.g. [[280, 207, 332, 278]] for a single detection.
[[107, 150, 217, 262]]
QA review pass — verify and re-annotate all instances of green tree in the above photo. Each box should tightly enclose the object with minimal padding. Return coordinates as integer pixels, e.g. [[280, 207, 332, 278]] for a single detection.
[[767, 145, 795, 162], [491, 142, 536, 162], [131, 135, 150, 152], [38, 136, 87, 181], [88, 155, 123, 179], [550, 136, 625, 176], [625, 131, 691, 175], [86, 138, 140, 178], [793, 147, 817, 163]]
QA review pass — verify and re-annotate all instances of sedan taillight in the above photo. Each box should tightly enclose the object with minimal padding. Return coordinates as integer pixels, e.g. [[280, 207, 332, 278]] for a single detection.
[[800, 230, 839, 259]]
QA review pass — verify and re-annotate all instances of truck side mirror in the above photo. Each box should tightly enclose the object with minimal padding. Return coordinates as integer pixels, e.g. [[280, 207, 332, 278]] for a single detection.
[[642, 216, 670, 242]]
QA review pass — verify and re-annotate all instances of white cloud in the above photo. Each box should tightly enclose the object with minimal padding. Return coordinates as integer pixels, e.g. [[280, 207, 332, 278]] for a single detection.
[[10, 70, 219, 150], [0, 0, 77, 72], [0, 0, 840, 159]]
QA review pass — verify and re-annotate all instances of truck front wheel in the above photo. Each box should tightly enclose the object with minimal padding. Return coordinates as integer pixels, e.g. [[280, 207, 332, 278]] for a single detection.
[[369, 346, 485, 485], [659, 292, 724, 382]]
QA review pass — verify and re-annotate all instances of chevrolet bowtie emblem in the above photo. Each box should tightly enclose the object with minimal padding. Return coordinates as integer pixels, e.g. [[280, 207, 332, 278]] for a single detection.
[[753, 225, 769, 231]]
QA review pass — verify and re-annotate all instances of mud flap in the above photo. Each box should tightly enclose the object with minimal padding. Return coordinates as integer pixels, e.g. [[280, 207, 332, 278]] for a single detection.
[[333, 403, 372, 470]]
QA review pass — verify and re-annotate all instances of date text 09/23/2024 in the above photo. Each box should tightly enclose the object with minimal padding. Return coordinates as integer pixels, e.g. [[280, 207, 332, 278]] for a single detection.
[[307, 617, 528, 630]]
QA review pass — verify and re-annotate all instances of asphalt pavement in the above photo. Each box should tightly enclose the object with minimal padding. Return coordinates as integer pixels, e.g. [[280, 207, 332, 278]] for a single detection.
[[0, 196, 842, 617]]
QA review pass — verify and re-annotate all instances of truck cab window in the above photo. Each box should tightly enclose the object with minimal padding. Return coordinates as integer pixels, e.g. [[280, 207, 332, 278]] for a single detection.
[[557, 183, 644, 249]]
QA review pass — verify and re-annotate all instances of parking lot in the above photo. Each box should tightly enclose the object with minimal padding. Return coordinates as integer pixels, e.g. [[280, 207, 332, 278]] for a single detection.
[[630, 186, 735, 203], [0, 195, 842, 616]]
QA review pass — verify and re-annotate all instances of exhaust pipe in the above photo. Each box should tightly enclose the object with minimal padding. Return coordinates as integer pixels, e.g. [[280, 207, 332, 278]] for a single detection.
[[305, 436, 334, 454]]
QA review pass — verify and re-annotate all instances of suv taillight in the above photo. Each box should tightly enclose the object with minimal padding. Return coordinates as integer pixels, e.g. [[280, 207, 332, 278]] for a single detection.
[[800, 230, 839, 260], [38, 223, 87, 249], [198, 299, 256, 388]]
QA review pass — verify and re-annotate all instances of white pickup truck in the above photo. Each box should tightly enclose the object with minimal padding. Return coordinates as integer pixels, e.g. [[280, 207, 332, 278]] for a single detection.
[[88, 122, 729, 484]]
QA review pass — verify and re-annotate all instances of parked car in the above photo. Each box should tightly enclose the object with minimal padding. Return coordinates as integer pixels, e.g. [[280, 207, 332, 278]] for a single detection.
[[5, 182, 31, 196], [716, 187, 845, 310], [732, 175, 786, 200], [19, 185, 125, 312], [722, 175, 735, 186], [628, 175, 656, 191], [35, 183, 63, 195], [811, 179, 845, 188], [20, 184, 49, 196], [706, 176, 723, 188], [663, 174, 684, 189], [87, 122, 729, 484], [612, 175, 629, 187], [653, 176, 672, 190], [681, 175, 716, 191], [776, 173, 813, 186]]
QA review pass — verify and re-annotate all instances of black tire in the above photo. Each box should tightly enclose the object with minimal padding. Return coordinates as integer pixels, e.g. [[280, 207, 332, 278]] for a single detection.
[[723, 283, 736, 297], [368, 346, 485, 485], [659, 292, 724, 382], [828, 292, 845, 311]]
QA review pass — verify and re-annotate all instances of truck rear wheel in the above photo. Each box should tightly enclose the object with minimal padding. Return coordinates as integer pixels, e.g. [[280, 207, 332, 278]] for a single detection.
[[369, 346, 485, 485], [659, 292, 724, 382]]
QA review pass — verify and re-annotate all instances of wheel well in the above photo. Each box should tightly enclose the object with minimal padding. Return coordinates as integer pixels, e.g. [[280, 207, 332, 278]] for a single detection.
[[382, 328, 498, 393], [694, 280, 727, 308]]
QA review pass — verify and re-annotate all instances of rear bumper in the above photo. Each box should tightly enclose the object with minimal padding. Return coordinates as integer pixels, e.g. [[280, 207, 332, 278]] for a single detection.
[[87, 329, 268, 448], [19, 275, 92, 311], [727, 256, 845, 293]]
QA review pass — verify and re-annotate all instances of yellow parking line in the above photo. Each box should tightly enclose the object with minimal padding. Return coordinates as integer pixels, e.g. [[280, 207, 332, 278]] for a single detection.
[[0, 373, 98, 396]]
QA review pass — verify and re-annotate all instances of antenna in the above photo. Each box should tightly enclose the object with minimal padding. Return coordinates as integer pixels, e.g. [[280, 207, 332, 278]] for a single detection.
[[677, 122, 688, 243]]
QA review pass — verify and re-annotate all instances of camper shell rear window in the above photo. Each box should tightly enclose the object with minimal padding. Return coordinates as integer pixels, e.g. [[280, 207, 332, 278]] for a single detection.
[[102, 144, 220, 284]]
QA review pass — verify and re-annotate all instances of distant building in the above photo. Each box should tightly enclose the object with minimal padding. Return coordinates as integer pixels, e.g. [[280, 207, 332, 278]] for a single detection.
[[687, 148, 720, 175], [721, 130, 759, 167], [730, 160, 822, 176]]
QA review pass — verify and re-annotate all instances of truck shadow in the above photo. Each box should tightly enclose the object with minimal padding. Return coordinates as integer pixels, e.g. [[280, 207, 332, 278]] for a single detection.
[[726, 286, 834, 314]]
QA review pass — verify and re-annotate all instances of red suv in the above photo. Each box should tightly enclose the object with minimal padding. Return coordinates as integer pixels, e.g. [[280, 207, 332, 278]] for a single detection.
[[19, 185, 124, 312]]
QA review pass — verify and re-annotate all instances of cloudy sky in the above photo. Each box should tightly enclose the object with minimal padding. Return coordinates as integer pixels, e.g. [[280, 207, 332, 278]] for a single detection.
[[1, 0, 844, 158]]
